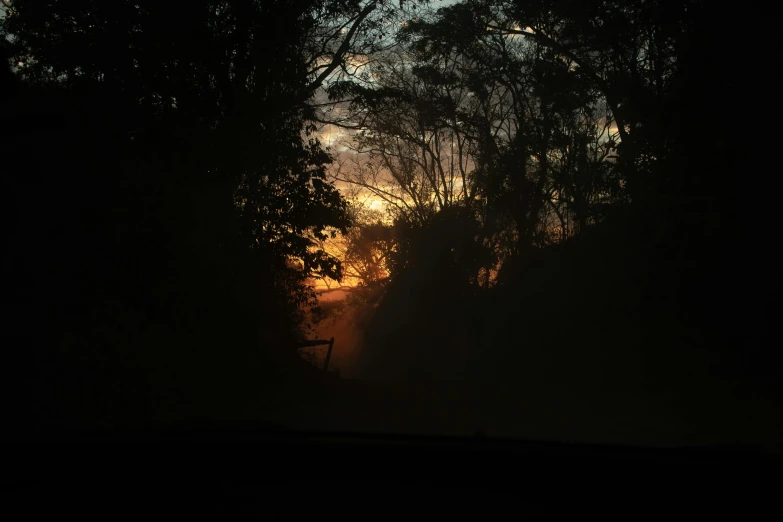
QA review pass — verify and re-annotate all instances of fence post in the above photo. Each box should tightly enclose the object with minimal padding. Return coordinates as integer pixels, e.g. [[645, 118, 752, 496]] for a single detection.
[[323, 337, 335, 373]]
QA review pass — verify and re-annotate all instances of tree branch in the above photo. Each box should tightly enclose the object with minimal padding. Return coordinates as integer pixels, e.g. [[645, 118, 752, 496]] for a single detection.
[[301, 2, 378, 102]]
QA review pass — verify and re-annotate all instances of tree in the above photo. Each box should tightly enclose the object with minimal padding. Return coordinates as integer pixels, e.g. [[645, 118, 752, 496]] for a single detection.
[[1, 0, 414, 430], [328, 46, 481, 225], [327, 0, 626, 282], [423, 0, 703, 213], [343, 216, 395, 288], [1, 2, 387, 305]]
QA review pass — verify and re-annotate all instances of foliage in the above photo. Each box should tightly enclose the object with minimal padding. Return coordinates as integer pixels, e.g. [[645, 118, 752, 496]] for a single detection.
[[324, 0, 725, 285], [1, 0, 405, 431], [344, 220, 396, 286]]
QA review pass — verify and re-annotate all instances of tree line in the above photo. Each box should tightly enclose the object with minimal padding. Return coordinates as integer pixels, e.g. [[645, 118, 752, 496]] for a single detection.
[[318, 1, 769, 386], [327, 0, 731, 292]]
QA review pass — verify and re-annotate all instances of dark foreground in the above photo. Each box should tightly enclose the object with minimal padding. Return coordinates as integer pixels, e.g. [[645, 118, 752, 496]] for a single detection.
[[4, 427, 780, 518]]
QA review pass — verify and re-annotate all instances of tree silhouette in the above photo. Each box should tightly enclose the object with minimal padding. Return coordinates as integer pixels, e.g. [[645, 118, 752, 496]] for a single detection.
[[328, 0, 628, 286], [336, 0, 767, 395], [1, 0, 417, 433]]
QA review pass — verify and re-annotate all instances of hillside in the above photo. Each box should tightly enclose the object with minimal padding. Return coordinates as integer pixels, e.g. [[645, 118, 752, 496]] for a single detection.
[[324, 213, 783, 444]]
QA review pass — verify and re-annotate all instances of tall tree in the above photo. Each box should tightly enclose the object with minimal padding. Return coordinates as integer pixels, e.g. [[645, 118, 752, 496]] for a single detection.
[[420, 0, 700, 211], [1, 0, 415, 429], [329, 1, 625, 281], [1, 1, 413, 293]]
